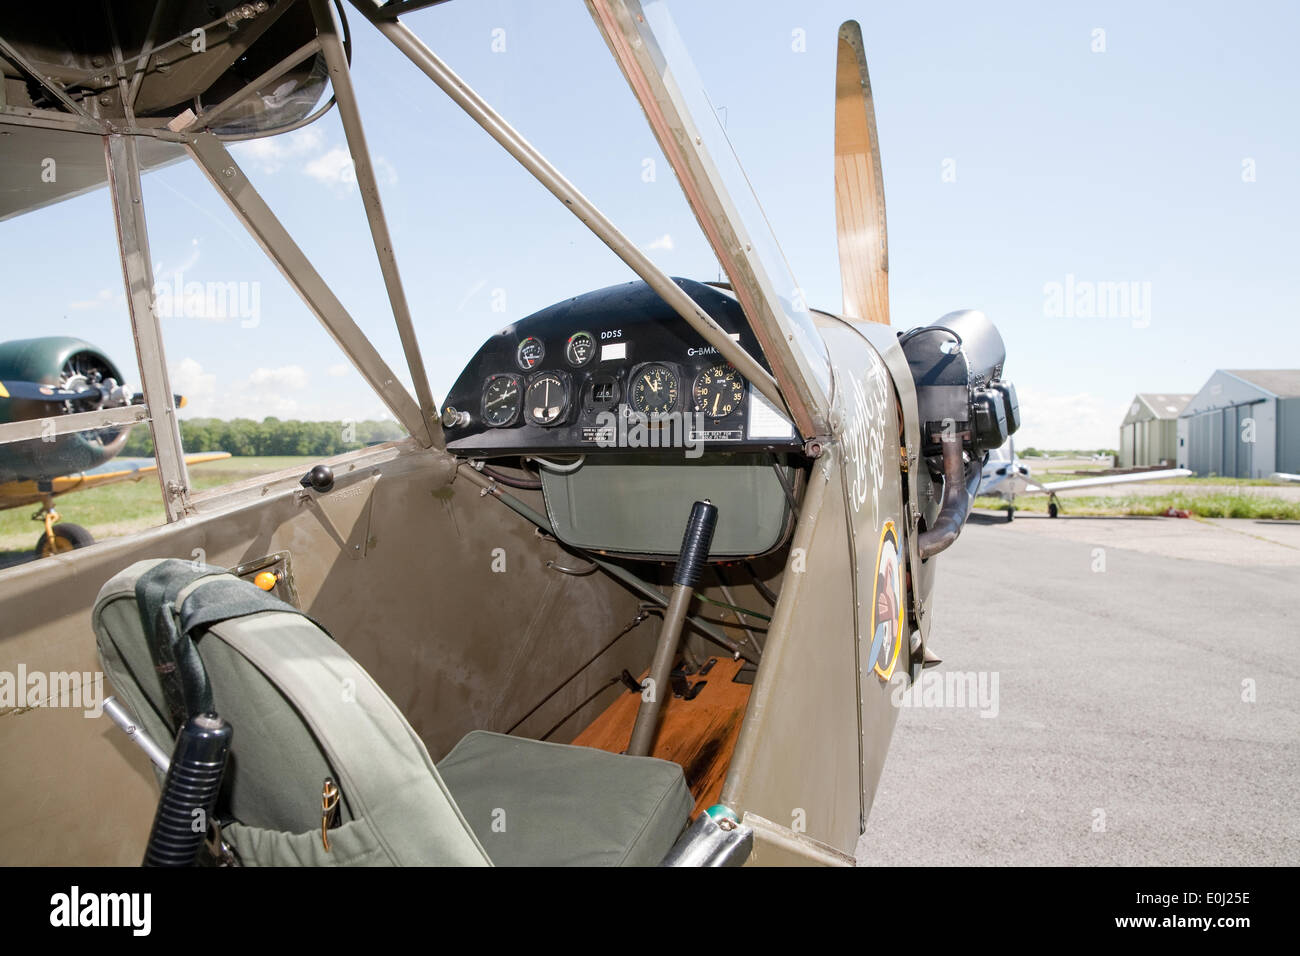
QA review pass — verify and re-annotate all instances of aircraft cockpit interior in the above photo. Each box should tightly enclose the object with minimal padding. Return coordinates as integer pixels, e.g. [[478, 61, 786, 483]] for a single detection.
[[0, 1, 1021, 869]]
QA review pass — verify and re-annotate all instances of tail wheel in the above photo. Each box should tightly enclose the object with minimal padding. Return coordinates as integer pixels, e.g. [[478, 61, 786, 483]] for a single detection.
[[33, 522, 94, 558]]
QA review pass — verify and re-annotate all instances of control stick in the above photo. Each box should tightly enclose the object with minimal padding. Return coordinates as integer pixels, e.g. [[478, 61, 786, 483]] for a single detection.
[[627, 500, 717, 756]]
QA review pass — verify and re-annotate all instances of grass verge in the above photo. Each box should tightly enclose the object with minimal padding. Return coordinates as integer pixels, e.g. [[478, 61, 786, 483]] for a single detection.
[[977, 492, 1300, 520]]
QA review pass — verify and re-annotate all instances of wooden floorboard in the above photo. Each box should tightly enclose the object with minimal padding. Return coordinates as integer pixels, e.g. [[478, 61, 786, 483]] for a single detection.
[[572, 656, 752, 817]]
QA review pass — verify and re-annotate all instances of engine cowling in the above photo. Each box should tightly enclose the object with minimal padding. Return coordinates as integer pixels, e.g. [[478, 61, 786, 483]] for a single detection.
[[0, 337, 132, 483]]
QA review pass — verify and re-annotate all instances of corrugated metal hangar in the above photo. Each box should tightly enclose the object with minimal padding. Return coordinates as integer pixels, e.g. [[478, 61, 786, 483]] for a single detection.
[[1177, 370, 1300, 478], [1118, 393, 1191, 467]]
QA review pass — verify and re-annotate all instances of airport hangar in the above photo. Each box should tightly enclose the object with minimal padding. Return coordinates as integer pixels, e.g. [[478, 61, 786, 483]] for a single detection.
[[1176, 370, 1300, 478], [1118, 393, 1191, 468]]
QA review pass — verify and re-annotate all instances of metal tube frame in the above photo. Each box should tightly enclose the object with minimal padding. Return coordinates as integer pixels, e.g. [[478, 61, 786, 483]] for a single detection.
[[105, 132, 192, 520], [185, 131, 433, 445], [309, 0, 441, 443], [0, 405, 149, 446], [0, 34, 100, 122]]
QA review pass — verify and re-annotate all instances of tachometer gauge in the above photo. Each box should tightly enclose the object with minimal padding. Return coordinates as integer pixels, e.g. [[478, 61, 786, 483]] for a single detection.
[[630, 363, 679, 415], [693, 363, 745, 420], [524, 370, 569, 426], [565, 331, 597, 368], [516, 336, 545, 371], [481, 373, 523, 427]]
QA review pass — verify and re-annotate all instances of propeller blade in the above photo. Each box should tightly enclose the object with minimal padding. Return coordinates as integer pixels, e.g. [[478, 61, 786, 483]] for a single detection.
[[834, 20, 890, 325], [0, 379, 103, 404]]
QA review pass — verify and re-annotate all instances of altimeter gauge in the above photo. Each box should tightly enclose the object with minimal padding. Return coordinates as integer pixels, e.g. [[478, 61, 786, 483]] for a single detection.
[[630, 363, 679, 415]]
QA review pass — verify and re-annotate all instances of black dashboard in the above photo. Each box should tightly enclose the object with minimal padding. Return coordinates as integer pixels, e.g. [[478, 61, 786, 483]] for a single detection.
[[442, 278, 803, 457]]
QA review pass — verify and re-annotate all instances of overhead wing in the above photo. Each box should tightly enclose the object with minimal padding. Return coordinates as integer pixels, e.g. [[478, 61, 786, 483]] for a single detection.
[[1020, 469, 1192, 496], [0, 451, 231, 511], [586, 0, 832, 438], [0, 3, 329, 222]]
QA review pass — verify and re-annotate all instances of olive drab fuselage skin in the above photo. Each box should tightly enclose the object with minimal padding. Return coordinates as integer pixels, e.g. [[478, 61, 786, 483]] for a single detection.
[[715, 315, 932, 856], [824, 318, 932, 828]]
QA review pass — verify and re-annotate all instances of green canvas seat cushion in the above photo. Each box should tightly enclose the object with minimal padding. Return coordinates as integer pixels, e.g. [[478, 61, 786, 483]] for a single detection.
[[437, 730, 692, 867], [93, 559, 491, 867]]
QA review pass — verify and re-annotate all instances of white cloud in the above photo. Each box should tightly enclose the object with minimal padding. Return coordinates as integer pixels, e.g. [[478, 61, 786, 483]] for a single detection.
[[229, 130, 393, 192], [171, 357, 217, 403], [1012, 385, 1126, 451], [326, 363, 352, 377], [644, 233, 674, 251], [305, 147, 356, 187], [172, 360, 314, 418], [233, 127, 325, 174], [249, 365, 309, 391]]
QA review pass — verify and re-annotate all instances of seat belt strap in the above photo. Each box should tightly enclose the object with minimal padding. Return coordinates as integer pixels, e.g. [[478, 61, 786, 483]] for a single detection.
[[178, 577, 329, 639], [135, 560, 223, 728]]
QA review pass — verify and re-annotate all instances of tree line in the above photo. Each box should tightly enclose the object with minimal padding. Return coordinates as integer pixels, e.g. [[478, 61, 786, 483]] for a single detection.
[[1019, 448, 1117, 458], [122, 418, 407, 458]]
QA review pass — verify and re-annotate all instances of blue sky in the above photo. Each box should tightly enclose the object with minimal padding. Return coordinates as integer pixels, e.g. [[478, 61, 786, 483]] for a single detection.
[[3, 0, 1297, 448]]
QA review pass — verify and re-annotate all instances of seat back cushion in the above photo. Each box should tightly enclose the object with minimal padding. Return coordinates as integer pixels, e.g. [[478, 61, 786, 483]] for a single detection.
[[93, 559, 490, 867]]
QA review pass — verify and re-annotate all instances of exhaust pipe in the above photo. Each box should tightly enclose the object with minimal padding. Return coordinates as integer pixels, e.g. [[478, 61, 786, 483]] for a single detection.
[[918, 437, 977, 559]]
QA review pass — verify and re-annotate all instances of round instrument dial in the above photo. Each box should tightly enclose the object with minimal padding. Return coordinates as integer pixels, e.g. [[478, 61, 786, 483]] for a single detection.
[[516, 336, 545, 371], [630, 363, 679, 415], [693, 363, 745, 420], [524, 371, 569, 426], [481, 373, 523, 427], [565, 331, 597, 368]]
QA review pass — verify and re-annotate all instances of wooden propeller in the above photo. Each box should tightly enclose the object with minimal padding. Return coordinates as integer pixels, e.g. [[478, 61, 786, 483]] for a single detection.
[[834, 21, 890, 325]]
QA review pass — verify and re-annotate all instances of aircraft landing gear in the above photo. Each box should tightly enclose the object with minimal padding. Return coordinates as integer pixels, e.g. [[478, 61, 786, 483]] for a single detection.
[[1047, 495, 1060, 519], [1006, 505, 1015, 522], [30, 503, 95, 558]]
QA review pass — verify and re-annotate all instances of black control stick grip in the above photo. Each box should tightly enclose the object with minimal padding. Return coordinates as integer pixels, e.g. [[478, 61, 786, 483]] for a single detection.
[[673, 500, 718, 589], [143, 713, 232, 867]]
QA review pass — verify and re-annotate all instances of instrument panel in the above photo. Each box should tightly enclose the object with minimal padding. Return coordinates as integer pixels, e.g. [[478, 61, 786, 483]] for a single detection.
[[441, 279, 803, 457]]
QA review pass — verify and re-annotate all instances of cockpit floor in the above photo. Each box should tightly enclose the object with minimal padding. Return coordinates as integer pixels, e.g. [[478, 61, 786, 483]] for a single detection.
[[571, 656, 752, 817]]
